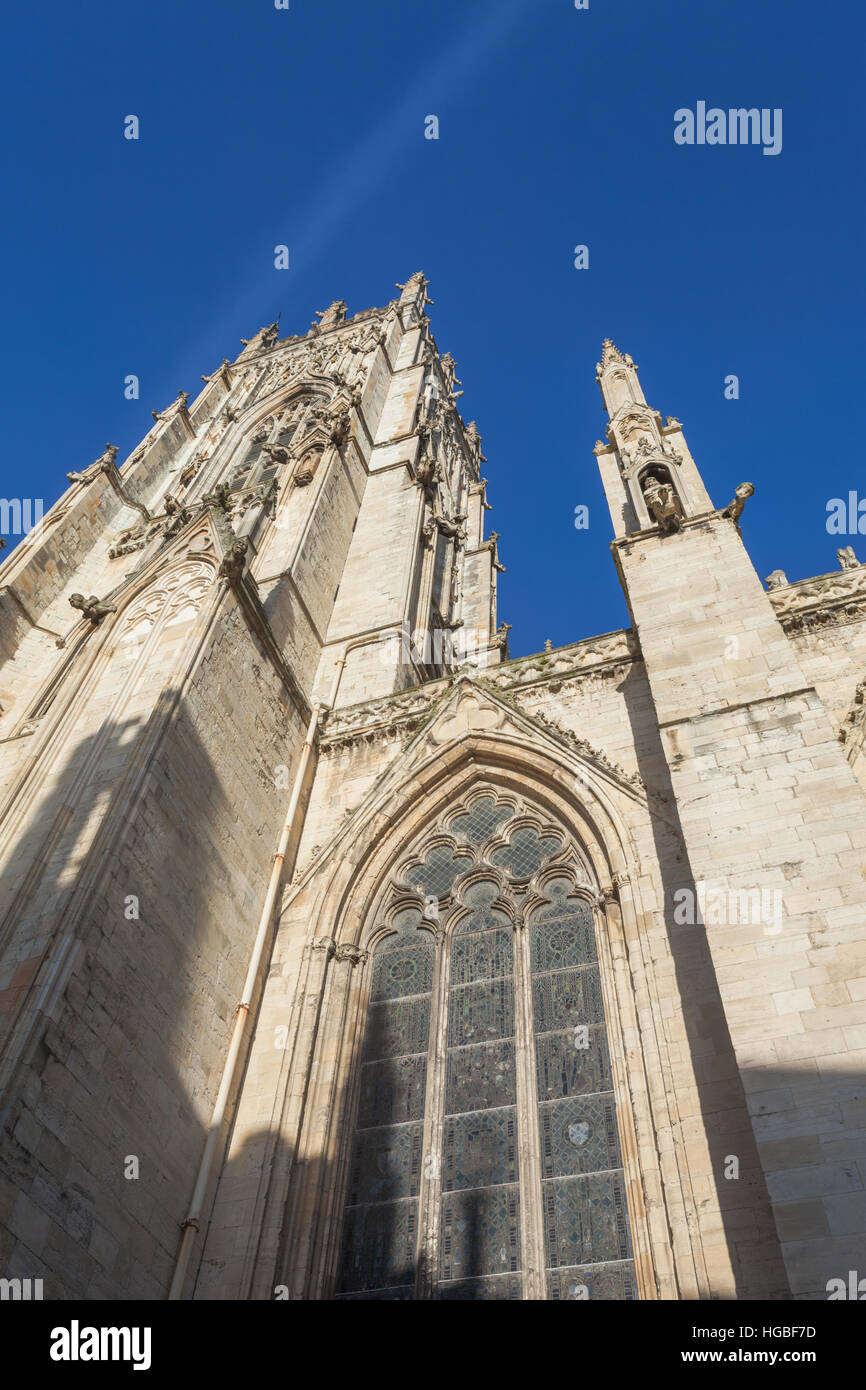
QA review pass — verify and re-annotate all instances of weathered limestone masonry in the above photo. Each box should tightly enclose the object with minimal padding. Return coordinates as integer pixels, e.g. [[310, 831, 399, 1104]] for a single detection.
[[597, 340, 866, 1298], [191, 336, 862, 1303], [0, 274, 499, 1298], [0, 284, 864, 1301]]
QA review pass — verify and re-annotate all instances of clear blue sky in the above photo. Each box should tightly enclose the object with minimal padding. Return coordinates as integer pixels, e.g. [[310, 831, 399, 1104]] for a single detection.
[[1, 0, 863, 657]]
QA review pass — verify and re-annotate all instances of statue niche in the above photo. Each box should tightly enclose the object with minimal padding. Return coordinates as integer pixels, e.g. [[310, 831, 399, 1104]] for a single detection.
[[638, 465, 684, 534], [293, 448, 322, 488]]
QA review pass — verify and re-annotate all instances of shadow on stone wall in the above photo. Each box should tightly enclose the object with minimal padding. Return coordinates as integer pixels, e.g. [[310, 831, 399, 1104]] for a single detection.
[[621, 663, 791, 1299], [0, 681, 285, 1300]]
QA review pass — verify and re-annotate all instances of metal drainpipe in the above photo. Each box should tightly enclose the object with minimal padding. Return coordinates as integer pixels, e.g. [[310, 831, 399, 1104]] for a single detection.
[[166, 632, 383, 1299]]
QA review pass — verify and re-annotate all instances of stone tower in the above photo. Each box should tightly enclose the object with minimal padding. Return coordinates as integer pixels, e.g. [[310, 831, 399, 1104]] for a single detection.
[[0, 275, 502, 1300], [595, 340, 866, 1300], [1, 296, 865, 1303]]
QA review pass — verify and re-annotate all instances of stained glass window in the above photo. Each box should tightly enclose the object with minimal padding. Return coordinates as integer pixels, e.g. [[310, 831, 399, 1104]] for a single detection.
[[403, 842, 472, 899], [490, 825, 561, 880], [449, 795, 514, 845], [335, 796, 638, 1301], [439, 880, 520, 1297], [530, 879, 636, 1295], [336, 907, 433, 1297]]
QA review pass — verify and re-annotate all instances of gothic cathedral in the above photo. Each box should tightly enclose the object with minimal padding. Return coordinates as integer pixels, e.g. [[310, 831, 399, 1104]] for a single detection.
[[1, 275, 865, 1301]]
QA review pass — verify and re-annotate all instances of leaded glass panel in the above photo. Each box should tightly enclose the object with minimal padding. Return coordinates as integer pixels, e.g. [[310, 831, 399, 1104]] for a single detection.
[[447, 977, 514, 1047], [450, 925, 512, 986], [344, 1122, 424, 1205], [438, 1274, 523, 1301], [542, 1172, 633, 1269], [459, 879, 506, 915], [547, 1264, 638, 1301], [539, 1095, 622, 1179], [358, 1054, 428, 1128], [490, 825, 561, 879], [442, 1108, 519, 1191], [531, 912, 597, 973], [439, 1185, 521, 1281], [371, 941, 434, 1001], [404, 842, 472, 898], [337, 911, 433, 1297], [532, 964, 605, 1033], [529, 882, 637, 1296], [439, 873, 521, 1298], [445, 1040, 516, 1114], [364, 995, 430, 1061], [337, 793, 639, 1301], [449, 796, 514, 845], [535, 1025, 613, 1100], [338, 1199, 419, 1293]]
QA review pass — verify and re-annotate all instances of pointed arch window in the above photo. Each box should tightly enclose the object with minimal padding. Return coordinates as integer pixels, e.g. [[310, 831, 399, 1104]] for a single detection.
[[334, 790, 638, 1300]]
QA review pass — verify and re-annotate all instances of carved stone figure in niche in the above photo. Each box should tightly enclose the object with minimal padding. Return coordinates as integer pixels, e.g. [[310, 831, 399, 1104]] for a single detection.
[[839, 679, 866, 752], [203, 482, 232, 512], [163, 493, 182, 515], [294, 450, 322, 487], [415, 452, 440, 492], [179, 456, 201, 488], [721, 481, 755, 523], [464, 421, 487, 465], [421, 374, 439, 422], [641, 474, 684, 534], [328, 407, 351, 446], [255, 477, 279, 513], [765, 570, 789, 590], [218, 537, 249, 582], [69, 593, 117, 624], [838, 546, 860, 570], [261, 442, 292, 467], [421, 398, 448, 437], [108, 518, 160, 558], [439, 353, 462, 396], [314, 300, 347, 331]]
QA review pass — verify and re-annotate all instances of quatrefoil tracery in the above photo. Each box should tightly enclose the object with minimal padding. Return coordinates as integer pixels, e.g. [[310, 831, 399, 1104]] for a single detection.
[[388, 792, 599, 958]]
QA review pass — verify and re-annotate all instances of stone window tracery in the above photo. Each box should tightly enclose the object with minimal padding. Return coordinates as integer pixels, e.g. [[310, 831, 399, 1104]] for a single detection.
[[334, 789, 638, 1300]]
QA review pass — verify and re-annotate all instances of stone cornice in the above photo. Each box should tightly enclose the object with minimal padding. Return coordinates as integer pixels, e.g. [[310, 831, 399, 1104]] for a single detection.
[[315, 630, 642, 754], [318, 681, 449, 754], [610, 510, 725, 548], [769, 564, 866, 634], [232, 304, 393, 367], [484, 629, 640, 692]]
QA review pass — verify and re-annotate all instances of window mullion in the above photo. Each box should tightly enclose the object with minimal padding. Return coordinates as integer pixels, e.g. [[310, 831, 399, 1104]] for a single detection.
[[415, 925, 449, 1299], [513, 901, 547, 1299]]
